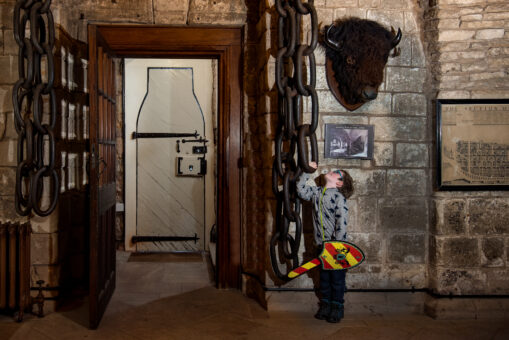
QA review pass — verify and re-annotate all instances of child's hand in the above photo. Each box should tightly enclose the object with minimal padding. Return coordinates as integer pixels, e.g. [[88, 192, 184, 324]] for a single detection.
[[309, 161, 317, 169]]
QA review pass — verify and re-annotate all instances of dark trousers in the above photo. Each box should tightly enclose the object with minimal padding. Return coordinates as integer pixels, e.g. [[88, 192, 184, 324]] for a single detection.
[[319, 268, 346, 304]]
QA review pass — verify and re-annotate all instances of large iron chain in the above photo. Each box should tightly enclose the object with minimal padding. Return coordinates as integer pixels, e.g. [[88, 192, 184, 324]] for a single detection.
[[13, 0, 58, 217], [270, 0, 319, 281]]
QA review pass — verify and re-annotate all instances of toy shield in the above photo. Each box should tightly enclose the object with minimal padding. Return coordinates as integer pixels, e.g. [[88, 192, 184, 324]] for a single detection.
[[319, 241, 365, 270]]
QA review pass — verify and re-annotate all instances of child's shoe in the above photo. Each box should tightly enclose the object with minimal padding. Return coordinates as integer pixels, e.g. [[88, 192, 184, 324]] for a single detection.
[[314, 299, 330, 320], [326, 301, 344, 323]]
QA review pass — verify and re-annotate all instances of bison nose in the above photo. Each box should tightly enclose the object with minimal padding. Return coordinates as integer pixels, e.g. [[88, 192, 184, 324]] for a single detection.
[[362, 86, 378, 101]]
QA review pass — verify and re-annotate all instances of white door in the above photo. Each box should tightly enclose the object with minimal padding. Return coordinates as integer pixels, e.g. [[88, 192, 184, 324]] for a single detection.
[[124, 59, 217, 253]]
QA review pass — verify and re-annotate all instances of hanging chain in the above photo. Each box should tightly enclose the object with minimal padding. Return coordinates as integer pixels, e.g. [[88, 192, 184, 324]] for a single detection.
[[13, 0, 58, 217], [270, 0, 319, 281]]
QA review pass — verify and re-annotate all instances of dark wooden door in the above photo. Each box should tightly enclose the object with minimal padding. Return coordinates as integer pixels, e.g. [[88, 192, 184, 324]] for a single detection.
[[88, 26, 117, 329]]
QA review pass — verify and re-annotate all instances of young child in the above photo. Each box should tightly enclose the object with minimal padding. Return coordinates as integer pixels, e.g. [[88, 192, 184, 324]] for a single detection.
[[296, 161, 354, 323]]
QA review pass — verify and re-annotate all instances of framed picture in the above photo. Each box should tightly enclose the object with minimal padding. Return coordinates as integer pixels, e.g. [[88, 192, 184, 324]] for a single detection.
[[324, 124, 374, 159], [437, 99, 509, 190]]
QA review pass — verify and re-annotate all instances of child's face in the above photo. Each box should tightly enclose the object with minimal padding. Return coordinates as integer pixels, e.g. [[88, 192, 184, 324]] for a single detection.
[[325, 170, 344, 188]]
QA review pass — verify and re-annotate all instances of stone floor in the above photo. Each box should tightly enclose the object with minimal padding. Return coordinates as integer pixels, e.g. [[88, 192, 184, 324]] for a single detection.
[[1, 252, 509, 339]]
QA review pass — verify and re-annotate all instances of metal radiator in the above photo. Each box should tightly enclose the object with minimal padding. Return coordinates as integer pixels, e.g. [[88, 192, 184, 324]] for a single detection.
[[0, 222, 31, 321]]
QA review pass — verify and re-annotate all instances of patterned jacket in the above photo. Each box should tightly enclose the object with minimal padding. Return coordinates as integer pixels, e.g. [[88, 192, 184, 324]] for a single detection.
[[296, 172, 349, 245]]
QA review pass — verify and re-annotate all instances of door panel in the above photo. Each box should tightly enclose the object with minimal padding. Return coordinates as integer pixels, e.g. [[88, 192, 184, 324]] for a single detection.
[[88, 26, 116, 329], [124, 59, 216, 253]]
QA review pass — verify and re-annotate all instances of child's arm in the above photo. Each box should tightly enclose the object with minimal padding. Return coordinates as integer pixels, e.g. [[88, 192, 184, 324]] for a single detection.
[[296, 162, 320, 201]]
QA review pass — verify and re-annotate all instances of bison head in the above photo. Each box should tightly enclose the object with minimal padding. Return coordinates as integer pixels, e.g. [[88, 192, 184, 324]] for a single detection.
[[322, 17, 402, 111]]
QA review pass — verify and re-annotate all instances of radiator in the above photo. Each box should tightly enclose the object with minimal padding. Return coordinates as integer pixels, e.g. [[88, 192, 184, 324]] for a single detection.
[[0, 222, 31, 321]]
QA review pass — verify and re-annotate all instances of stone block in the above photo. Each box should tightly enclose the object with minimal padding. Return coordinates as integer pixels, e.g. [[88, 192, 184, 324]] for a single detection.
[[188, 10, 246, 25], [349, 233, 382, 263], [404, 12, 418, 34], [441, 50, 486, 61], [346, 169, 385, 196], [0, 195, 22, 221], [325, 0, 358, 7], [0, 139, 16, 166], [475, 29, 505, 40], [438, 30, 475, 42], [354, 92, 392, 115], [333, 8, 366, 20], [348, 263, 426, 288], [370, 117, 427, 142], [373, 142, 393, 167], [437, 19, 460, 30], [352, 196, 377, 233], [411, 36, 426, 67], [0, 56, 18, 84], [31, 232, 59, 265], [322, 114, 369, 126], [432, 199, 466, 235], [359, 0, 380, 8], [3, 29, 17, 55], [386, 67, 426, 93], [154, 0, 189, 12], [379, 197, 427, 233], [77, 0, 153, 23], [388, 234, 425, 264], [469, 199, 509, 235], [461, 20, 505, 29], [434, 268, 486, 295], [387, 33, 411, 67], [0, 85, 13, 114], [0, 2, 13, 29], [395, 143, 428, 167], [153, 11, 188, 24], [387, 169, 427, 196], [393, 93, 427, 116], [366, 10, 404, 32], [481, 238, 504, 268], [436, 237, 479, 268], [314, 89, 347, 113], [0, 166, 15, 196], [437, 90, 470, 99], [486, 269, 509, 294]]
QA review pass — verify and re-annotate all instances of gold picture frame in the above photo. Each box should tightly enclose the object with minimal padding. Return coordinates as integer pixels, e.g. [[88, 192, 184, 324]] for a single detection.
[[437, 99, 509, 190]]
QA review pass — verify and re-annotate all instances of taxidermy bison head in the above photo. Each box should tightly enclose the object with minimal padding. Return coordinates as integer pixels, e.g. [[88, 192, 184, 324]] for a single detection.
[[322, 17, 402, 111]]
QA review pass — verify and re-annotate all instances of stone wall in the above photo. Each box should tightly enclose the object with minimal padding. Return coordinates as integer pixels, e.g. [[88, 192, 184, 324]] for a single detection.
[[0, 0, 249, 312], [254, 0, 431, 292], [425, 0, 509, 296], [1, 0, 508, 315]]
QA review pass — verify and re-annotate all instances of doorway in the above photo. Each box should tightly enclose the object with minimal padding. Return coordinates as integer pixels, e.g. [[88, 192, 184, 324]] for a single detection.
[[124, 59, 217, 258], [87, 25, 242, 328]]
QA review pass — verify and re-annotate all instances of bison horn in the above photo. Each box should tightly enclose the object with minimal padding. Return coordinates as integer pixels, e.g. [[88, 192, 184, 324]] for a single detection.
[[391, 27, 402, 48], [324, 25, 342, 51]]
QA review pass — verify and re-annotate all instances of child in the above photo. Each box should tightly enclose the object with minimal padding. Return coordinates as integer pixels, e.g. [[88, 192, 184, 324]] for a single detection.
[[296, 161, 354, 323]]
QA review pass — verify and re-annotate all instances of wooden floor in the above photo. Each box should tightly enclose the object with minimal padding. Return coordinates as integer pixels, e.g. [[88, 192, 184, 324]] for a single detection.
[[2, 252, 509, 339]]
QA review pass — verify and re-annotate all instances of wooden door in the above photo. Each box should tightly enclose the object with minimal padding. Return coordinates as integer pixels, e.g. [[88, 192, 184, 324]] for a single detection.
[[88, 26, 117, 329]]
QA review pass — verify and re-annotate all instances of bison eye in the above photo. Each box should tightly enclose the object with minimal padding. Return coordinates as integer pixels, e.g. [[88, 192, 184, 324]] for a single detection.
[[346, 56, 355, 65]]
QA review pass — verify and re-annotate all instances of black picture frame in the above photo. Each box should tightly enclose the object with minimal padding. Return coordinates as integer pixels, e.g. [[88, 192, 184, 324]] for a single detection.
[[324, 124, 374, 159], [437, 98, 509, 190]]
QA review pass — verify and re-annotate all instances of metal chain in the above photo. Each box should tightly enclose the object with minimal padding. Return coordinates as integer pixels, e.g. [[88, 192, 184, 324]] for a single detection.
[[13, 0, 58, 217], [270, 0, 319, 281]]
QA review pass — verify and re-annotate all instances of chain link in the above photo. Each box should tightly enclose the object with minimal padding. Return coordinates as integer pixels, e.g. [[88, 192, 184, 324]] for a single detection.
[[270, 0, 319, 281], [13, 0, 58, 217]]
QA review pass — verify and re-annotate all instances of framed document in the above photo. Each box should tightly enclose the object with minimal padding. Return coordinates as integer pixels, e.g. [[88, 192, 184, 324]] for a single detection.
[[437, 99, 509, 190], [324, 124, 374, 159]]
